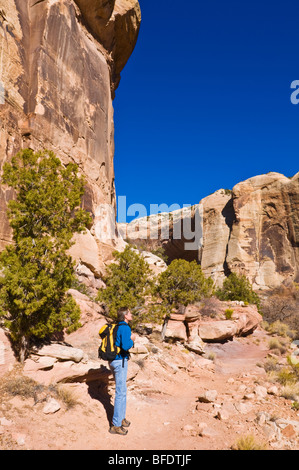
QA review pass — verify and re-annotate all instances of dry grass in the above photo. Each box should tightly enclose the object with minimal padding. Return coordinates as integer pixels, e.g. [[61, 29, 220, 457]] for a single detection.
[[0, 368, 38, 400], [268, 337, 289, 355], [55, 385, 78, 410], [232, 434, 268, 450], [280, 383, 299, 401], [0, 367, 78, 410]]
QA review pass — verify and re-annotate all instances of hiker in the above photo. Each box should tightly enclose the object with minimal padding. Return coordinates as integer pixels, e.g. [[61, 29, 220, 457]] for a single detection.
[[109, 307, 136, 435]]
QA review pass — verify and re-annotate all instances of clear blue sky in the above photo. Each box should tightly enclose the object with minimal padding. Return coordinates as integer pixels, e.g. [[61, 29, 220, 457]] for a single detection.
[[113, 0, 299, 223]]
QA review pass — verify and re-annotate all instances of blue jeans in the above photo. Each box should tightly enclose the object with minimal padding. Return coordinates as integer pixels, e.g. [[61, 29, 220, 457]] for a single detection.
[[109, 358, 128, 427]]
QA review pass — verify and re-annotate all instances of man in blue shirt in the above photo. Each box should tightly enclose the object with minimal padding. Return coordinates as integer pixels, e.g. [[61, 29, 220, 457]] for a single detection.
[[109, 307, 136, 435]]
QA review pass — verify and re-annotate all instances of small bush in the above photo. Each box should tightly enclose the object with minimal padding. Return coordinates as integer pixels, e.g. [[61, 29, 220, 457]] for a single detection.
[[232, 434, 268, 450], [264, 357, 280, 373], [0, 374, 38, 399], [265, 320, 296, 339], [0, 370, 78, 410], [268, 338, 288, 355], [276, 367, 296, 386], [153, 259, 214, 315], [200, 297, 222, 319], [260, 284, 299, 336], [56, 385, 78, 409], [216, 272, 261, 312], [280, 383, 299, 401], [225, 308, 234, 320]]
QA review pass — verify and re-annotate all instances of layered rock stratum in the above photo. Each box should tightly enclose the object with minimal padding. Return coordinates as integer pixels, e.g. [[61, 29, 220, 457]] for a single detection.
[[121, 172, 299, 290], [0, 0, 140, 271]]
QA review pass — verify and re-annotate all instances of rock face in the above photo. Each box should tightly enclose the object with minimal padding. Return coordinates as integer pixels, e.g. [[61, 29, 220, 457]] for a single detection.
[[227, 172, 299, 290], [0, 0, 140, 271], [122, 173, 299, 290], [163, 301, 262, 346]]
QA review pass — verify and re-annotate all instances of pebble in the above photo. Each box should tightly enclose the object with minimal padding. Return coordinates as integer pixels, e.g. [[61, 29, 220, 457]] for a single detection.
[[42, 398, 61, 414]]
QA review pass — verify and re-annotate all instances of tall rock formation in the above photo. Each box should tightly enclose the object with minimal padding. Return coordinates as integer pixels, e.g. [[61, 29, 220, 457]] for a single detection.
[[227, 172, 299, 290], [121, 172, 299, 291], [0, 0, 140, 273]]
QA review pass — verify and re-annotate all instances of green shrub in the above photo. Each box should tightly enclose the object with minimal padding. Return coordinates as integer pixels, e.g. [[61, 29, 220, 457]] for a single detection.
[[0, 149, 91, 361], [152, 259, 214, 317], [97, 246, 154, 326], [216, 272, 261, 311], [225, 308, 234, 320]]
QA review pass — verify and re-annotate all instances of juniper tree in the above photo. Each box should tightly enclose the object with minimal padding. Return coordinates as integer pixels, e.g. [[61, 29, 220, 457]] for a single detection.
[[97, 246, 154, 326], [153, 258, 214, 315], [216, 272, 261, 311], [0, 149, 92, 361]]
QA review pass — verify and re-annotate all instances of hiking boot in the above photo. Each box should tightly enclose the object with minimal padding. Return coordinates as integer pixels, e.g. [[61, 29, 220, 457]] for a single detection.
[[109, 425, 128, 435], [122, 419, 131, 427]]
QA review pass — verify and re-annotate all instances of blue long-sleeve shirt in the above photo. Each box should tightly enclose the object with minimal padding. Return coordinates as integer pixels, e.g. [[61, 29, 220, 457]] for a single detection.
[[115, 321, 134, 360]]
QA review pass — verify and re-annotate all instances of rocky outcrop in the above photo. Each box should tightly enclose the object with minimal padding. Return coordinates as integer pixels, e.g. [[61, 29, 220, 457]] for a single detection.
[[121, 173, 299, 290], [0, 0, 140, 272], [227, 172, 299, 290], [163, 301, 263, 347], [73, 0, 141, 92]]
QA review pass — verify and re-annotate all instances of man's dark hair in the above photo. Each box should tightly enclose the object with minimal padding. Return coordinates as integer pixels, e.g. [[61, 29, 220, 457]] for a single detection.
[[117, 307, 129, 322]]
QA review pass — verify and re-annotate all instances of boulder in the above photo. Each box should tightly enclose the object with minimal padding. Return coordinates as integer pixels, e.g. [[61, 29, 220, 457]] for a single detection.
[[185, 335, 206, 355], [198, 320, 238, 343], [68, 230, 105, 278], [161, 301, 262, 346], [232, 305, 263, 336], [33, 344, 84, 363], [24, 359, 112, 386], [164, 319, 188, 342], [184, 304, 201, 323]]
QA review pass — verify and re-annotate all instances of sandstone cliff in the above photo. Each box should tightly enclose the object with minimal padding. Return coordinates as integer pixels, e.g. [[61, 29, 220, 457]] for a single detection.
[[0, 0, 140, 272], [121, 172, 299, 291]]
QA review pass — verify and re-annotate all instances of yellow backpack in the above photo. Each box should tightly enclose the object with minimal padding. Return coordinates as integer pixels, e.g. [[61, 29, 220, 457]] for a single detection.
[[98, 323, 121, 361]]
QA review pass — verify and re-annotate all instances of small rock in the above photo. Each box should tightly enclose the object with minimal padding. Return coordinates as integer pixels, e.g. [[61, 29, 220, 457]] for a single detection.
[[243, 393, 255, 400], [216, 409, 230, 421], [256, 412, 270, 426], [182, 424, 195, 436], [263, 421, 280, 441], [198, 422, 208, 436], [281, 424, 296, 439], [198, 389, 218, 403], [42, 398, 61, 414], [0, 417, 13, 426], [268, 385, 279, 396], [254, 385, 268, 399], [16, 434, 26, 446], [198, 422, 217, 438], [234, 402, 253, 414], [130, 344, 149, 355]]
